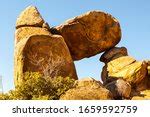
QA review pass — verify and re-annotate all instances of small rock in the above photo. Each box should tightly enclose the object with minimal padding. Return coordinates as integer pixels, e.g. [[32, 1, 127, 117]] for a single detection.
[[105, 79, 131, 99], [100, 47, 128, 63], [16, 6, 44, 28]]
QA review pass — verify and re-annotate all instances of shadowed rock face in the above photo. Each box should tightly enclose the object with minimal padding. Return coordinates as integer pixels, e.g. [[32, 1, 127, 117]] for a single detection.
[[14, 6, 78, 86], [105, 79, 131, 99], [55, 11, 121, 60], [100, 47, 128, 63]]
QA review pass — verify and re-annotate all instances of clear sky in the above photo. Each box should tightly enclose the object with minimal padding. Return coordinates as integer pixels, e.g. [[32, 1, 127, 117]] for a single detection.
[[0, 0, 150, 92]]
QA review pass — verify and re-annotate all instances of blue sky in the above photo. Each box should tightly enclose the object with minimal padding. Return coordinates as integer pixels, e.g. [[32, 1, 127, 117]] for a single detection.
[[0, 0, 150, 92]]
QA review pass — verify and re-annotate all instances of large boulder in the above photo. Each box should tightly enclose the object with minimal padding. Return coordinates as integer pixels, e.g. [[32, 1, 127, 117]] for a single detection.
[[101, 56, 147, 85], [107, 56, 136, 74], [14, 35, 78, 86], [107, 57, 147, 84], [60, 78, 113, 100], [54, 11, 121, 60], [14, 6, 78, 86]]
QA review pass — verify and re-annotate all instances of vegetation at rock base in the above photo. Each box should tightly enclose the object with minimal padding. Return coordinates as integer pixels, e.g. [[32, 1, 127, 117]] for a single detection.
[[0, 72, 75, 100]]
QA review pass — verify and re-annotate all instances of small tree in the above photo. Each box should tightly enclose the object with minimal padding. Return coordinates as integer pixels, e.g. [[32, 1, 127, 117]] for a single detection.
[[0, 72, 75, 100]]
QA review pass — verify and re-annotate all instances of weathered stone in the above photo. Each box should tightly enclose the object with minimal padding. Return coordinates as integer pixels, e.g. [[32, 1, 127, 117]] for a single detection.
[[15, 27, 51, 44], [55, 11, 121, 60], [14, 35, 78, 86], [107, 56, 136, 74], [16, 6, 44, 28], [105, 79, 131, 99], [60, 78, 113, 100], [108, 61, 147, 84], [100, 47, 128, 63], [131, 90, 150, 100]]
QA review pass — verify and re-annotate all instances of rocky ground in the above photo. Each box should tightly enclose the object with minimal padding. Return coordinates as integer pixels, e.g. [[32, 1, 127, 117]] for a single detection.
[[14, 6, 150, 100]]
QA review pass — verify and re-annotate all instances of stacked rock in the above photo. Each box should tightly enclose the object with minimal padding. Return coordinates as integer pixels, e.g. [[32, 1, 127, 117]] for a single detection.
[[14, 6, 77, 86], [100, 47, 149, 99], [51, 10, 121, 60]]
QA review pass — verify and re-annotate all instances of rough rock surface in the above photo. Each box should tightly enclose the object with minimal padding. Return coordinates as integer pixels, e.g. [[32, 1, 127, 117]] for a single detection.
[[14, 35, 78, 86], [15, 27, 51, 44], [101, 56, 147, 85], [16, 6, 44, 28], [101, 47, 129, 82], [105, 79, 131, 99], [60, 78, 113, 100], [14, 6, 78, 86], [108, 61, 147, 84], [107, 56, 136, 74], [55, 11, 121, 60], [100, 47, 128, 63]]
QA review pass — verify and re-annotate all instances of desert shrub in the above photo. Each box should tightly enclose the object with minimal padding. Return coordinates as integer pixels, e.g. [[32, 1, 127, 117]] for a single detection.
[[0, 72, 75, 100]]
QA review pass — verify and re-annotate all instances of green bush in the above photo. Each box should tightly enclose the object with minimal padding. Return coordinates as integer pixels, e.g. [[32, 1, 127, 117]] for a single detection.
[[0, 72, 75, 100]]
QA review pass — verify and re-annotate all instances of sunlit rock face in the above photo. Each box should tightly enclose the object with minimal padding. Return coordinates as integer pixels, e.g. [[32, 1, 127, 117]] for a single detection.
[[54, 11, 121, 60], [14, 6, 78, 86]]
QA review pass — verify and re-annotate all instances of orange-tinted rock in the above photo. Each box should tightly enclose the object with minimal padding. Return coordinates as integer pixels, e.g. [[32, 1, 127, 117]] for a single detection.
[[60, 78, 113, 100], [15, 27, 51, 44], [14, 35, 78, 86], [16, 6, 44, 28], [55, 11, 121, 60]]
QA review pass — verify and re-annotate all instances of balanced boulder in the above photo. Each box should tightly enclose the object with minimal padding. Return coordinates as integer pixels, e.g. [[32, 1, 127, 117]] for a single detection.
[[54, 11, 121, 60]]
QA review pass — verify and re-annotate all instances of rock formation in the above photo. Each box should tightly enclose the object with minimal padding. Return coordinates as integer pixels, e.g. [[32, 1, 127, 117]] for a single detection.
[[52, 11, 121, 60], [60, 78, 113, 100], [14, 6, 77, 86], [13, 6, 150, 100], [100, 47, 149, 99]]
